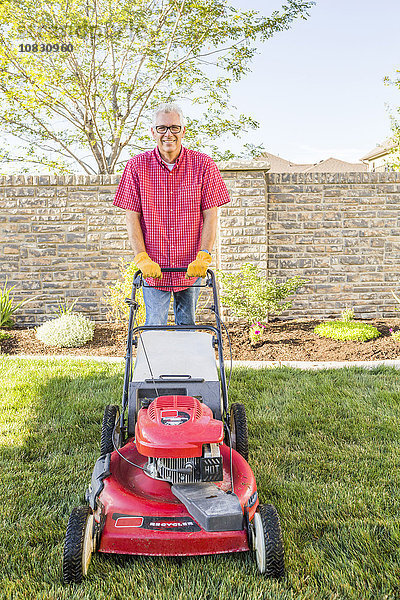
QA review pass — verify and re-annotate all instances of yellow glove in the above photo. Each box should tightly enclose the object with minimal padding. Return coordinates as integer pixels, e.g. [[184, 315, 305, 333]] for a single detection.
[[185, 251, 212, 278], [134, 252, 162, 279]]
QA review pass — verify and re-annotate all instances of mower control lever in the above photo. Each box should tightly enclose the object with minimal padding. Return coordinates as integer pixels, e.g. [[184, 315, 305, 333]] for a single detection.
[[160, 267, 190, 273], [145, 378, 205, 383], [159, 374, 191, 380]]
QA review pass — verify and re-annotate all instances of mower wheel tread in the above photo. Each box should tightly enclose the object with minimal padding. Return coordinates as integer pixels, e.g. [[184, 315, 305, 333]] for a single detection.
[[258, 504, 285, 579], [100, 405, 120, 455], [63, 506, 93, 584], [230, 402, 249, 460]]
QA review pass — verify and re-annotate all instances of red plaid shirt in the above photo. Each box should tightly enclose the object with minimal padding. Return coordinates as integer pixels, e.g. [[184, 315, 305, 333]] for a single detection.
[[113, 146, 230, 291]]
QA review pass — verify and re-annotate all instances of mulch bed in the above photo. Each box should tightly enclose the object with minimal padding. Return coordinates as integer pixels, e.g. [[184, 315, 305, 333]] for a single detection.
[[2, 318, 400, 362]]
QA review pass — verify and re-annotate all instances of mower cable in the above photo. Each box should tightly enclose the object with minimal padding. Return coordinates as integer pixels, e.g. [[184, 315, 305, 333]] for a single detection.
[[209, 306, 233, 393], [137, 334, 160, 398], [130, 288, 160, 398], [111, 423, 195, 477], [112, 424, 147, 472], [223, 421, 235, 494]]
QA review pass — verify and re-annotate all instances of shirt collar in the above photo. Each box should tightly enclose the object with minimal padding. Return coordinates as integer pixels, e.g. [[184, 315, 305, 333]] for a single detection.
[[154, 146, 186, 169]]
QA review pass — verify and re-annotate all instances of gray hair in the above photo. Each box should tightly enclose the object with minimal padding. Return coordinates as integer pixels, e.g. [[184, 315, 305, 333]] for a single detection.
[[152, 102, 185, 127]]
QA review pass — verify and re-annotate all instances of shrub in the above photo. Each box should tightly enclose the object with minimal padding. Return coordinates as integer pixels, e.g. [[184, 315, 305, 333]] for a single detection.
[[102, 259, 146, 325], [392, 290, 400, 311], [0, 278, 39, 327], [249, 322, 266, 345], [0, 330, 12, 342], [35, 313, 95, 348], [390, 328, 400, 342], [314, 321, 380, 342], [53, 297, 78, 316], [217, 263, 308, 324], [341, 307, 355, 322]]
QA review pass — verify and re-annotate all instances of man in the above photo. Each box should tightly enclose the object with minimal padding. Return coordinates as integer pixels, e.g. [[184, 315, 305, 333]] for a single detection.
[[113, 102, 230, 325]]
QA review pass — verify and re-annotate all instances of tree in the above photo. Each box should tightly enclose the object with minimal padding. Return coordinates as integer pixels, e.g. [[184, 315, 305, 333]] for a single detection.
[[0, 0, 314, 174], [384, 69, 400, 169]]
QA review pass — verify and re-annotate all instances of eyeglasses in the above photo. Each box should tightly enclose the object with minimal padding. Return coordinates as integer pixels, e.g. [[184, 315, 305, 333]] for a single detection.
[[155, 125, 182, 134]]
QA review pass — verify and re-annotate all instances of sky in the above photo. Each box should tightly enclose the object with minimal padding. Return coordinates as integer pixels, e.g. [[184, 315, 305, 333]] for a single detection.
[[2, 0, 399, 171], [222, 0, 400, 164]]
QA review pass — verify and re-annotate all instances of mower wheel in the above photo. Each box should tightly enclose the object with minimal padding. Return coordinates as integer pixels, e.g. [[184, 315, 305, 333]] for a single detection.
[[63, 506, 95, 584], [228, 403, 249, 460], [252, 504, 285, 579], [100, 405, 120, 455]]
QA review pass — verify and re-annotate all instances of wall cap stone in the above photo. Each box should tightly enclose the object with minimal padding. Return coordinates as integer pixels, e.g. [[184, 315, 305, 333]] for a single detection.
[[267, 171, 400, 184], [0, 174, 122, 186], [217, 159, 270, 172]]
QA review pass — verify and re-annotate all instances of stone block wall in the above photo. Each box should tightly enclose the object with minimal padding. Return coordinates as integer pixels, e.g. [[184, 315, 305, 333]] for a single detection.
[[1, 174, 127, 324], [266, 172, 400, 319], [1, 169, 400, 325]]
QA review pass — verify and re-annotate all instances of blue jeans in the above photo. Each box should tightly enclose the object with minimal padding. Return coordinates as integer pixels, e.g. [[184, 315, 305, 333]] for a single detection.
[[142, 278, 201, 326]]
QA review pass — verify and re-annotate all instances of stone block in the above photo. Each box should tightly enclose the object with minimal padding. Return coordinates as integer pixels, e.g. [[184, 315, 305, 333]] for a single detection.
[[219, 217, 245, 227], [31, 223, 66, 233], [36, 187, 57, 198], [239, 198, 266, 208], [68, 191, 98, 202], [27, 247, 57, 257], [6, 188, 36, 198], [3, 245, 21, 254], [48, 198, 68, 207], [56, 244, 86, 254], [243, 226, 266, 236], [66, 233, 87, 242]]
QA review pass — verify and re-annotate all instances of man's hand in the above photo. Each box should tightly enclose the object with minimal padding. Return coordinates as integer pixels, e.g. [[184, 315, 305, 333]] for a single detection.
[[134, 252, 162, 279], [185, 251, 212, 278]]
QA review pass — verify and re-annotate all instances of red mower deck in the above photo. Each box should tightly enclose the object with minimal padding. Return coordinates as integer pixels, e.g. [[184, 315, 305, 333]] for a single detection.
[[96, 443, 258, 556]]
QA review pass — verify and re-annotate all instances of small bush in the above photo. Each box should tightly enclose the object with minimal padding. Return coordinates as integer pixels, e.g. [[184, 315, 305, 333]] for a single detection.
[[390, 328, 400, 342], [341, 307, 355, 322], [249, 322, 266, 345], [314, 321, 380, 342], [102, 259, 146, 325], [0, 278, 39, 327], [217, 263, 308, 324], [35, 313, 95, 348], [53, 297, 78, 316], [0, 330, 12, 342]]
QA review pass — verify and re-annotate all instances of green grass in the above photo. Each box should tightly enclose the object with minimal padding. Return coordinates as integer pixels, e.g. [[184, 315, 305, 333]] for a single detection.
[[1, 358, 400, 600]]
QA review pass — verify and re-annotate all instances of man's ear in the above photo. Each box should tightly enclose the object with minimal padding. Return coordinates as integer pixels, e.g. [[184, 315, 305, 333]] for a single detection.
[[181, 126, 186, 138], [151, 127, 157, 141]]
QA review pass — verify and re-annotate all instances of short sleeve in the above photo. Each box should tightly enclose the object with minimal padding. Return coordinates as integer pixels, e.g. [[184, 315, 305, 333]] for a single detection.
[[113, 160, 142, 212], [200, 158, 231, 211]]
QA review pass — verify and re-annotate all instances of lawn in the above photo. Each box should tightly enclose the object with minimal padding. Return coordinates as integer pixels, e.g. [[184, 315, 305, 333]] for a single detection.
[[1, 357, 400, 600]]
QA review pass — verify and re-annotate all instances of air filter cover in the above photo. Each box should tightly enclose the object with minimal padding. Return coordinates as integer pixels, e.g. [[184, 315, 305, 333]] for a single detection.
[[135, 395, 224, 458]]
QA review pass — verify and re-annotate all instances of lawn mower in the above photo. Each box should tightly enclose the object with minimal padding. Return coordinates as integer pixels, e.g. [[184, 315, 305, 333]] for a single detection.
[[62, 268, 285, 583]]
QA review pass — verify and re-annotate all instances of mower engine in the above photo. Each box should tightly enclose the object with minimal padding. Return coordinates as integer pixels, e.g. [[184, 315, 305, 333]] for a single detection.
[[135, 395, 224, 484]]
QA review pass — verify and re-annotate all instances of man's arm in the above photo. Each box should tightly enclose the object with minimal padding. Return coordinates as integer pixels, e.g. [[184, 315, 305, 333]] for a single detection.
[[126, 210, 146, 255], [126, 210, 162, 278], [200, 207, 218, 253], [185, 207, 217, 278]]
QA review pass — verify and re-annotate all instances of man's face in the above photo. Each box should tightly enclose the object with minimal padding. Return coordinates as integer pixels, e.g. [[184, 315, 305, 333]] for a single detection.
[[151, 111, 185, 157]]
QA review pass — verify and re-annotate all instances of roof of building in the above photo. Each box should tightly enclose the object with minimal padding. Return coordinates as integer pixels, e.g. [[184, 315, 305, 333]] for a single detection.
[[360, 139, 397, 161], [304, 157, 367, 173], [258, 152, 313, 172], [259, 152, 367, 173]]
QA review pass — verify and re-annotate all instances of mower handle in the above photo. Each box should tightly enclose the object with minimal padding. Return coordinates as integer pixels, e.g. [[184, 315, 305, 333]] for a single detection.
[[160, 267, 189, 273], [132, 267, 212, 288], [124, 267, 230, 418]]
